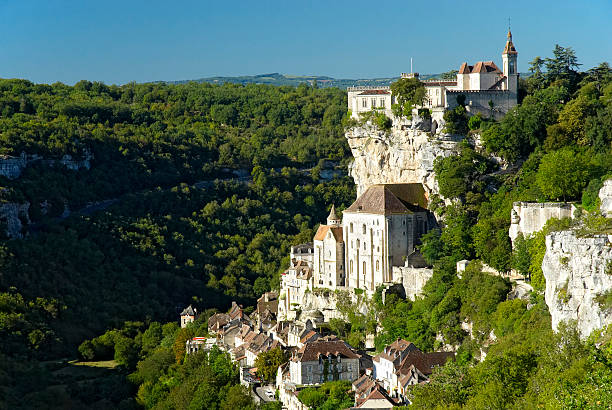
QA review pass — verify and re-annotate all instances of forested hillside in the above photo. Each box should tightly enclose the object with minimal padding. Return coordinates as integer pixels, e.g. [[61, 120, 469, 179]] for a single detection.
[[0, 81, 354, 408]]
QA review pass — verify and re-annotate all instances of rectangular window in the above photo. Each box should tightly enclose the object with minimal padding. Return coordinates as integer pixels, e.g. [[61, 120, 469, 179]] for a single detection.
[[380, 98, 385, 107], [362, 98, 367, 108], [371, 98, 376, 108]]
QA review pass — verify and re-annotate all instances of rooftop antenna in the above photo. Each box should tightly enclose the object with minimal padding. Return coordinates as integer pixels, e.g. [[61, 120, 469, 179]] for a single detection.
[[508, 16, 511, 32]]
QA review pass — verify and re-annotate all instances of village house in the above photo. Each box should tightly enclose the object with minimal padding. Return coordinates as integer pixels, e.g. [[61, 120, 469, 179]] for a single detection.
[[352, 374, 397, 409], [373, 338, 454, 403], [288, 335, 361, 385]]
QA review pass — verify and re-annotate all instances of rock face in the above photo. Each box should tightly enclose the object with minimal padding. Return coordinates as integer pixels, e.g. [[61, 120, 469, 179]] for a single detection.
[[543, 230, 612, 338], [0, 150, 92, 180], [346, 122, 462, 198], [0, 202, 30, 239], [599, 179, 612, 217]]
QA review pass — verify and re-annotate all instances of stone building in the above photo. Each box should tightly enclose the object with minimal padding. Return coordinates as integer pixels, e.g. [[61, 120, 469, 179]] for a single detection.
[[348, 29, 519, 123], [342, 184, 430, 292], [288, 335, 360, 385], [313, 205, 345, 289]]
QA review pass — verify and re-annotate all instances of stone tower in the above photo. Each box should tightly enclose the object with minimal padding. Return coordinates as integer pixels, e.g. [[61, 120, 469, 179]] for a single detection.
[[502, 29, 519, 94]]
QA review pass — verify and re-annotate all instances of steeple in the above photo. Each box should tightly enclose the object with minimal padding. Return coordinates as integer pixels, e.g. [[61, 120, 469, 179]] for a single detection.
[[327, 205, 340, 225], [502, 28, 518, 93], [503, 29, 518, 56]]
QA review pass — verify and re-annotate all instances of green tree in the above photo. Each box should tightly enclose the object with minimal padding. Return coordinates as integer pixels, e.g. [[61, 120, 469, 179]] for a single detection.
[[254, 347, 287, 382], [390, 77, 426, 118], [535, 147, 590, 201]]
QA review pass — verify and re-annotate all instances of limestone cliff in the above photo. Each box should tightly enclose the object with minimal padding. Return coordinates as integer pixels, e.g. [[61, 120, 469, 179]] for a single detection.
[[543, 230, 612, 338], [0, 202, 30, 239], [346, 122, 462, 198]]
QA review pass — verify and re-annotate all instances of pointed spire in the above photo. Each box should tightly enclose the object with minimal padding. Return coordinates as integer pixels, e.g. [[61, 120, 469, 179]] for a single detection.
[[327, 205, 340, 225], [507, 29, 512, 41]]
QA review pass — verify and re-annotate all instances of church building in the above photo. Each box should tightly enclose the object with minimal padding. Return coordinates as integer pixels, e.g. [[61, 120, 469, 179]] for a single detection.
[[313, 205, 345, 289], [342, 184, 430, 292]]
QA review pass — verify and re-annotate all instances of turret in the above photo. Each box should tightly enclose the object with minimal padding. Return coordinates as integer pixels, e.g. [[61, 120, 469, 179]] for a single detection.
[[502, 29, 519, 93], [327, 204, 341, 226]]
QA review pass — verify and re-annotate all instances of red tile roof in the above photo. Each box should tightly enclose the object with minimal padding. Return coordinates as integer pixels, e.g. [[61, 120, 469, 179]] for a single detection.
[[314, 225, 343, 242]]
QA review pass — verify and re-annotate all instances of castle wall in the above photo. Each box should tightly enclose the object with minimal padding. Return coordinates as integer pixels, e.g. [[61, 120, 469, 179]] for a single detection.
[[509, 202, 576, 245], [446, 90, 517, 120], [392, 266, 434, 300]]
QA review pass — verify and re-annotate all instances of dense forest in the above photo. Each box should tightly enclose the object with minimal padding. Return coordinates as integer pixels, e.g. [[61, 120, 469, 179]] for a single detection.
[[0, 81, 355, 408], [1, 45, 612, 409]]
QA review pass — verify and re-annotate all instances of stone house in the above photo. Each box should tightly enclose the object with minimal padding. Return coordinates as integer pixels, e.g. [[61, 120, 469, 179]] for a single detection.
[[288, 335, 360, 385], [279, 259, 314, 321], [373, 338, 453, 402]]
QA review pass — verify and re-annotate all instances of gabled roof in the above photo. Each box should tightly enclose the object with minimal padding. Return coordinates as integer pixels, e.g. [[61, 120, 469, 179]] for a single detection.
[[458, 61, 501, 74], [344, 184, 427, 215], [374, 338, 421, 366], [397, 350, 455, 376], [356, 384, 396, 408], [314, 225, 343, 242]]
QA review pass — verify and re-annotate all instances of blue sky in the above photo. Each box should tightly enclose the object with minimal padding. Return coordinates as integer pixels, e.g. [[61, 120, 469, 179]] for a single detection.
[[1, 0, 610, 85]]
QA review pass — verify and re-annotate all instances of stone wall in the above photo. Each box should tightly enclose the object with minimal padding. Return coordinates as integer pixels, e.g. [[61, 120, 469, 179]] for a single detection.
[[392, 266, 433, 300], [543, 230, 612, 338], [509, 202, 576, 245]]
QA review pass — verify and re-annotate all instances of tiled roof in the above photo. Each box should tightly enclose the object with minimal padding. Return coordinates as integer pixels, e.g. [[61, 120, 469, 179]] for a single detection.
[[397, 350, 454, 376], [358, 90, 390, 95], [314, 225, 343, 242], [458, 61, 501, 74], [344, 184, 427, 215], [374, 338, 420, 366], [294, 336, 359, 362]]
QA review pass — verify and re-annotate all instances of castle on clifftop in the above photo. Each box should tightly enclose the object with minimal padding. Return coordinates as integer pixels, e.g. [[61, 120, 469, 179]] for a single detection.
[[348, 30, 519, 123]]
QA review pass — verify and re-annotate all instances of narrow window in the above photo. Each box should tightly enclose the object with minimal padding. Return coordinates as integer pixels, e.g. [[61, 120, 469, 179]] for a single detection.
[[376, 260, 380, 271], [362, 224, 366, 234], [350, 223, 353, 233]]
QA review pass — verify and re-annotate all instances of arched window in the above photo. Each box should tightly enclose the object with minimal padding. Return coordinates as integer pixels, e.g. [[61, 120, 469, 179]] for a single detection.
[[350, 223, 353, 233], [350, 260, 353, 273], [376, 260, 380, 271], [363, 261, 366, 275]]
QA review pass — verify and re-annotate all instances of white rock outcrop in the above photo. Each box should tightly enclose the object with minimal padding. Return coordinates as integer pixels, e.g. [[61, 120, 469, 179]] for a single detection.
[[543, 230, 612, 338], [346, 122, 462, 198], [599, 179, 612, 217]]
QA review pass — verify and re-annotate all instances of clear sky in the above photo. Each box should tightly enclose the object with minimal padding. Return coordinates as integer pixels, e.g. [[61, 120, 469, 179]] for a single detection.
[[1, 0, 611, 85]]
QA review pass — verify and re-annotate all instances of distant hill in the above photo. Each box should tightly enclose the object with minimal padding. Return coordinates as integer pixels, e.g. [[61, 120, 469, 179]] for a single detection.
[[169, 72, 441, 89]]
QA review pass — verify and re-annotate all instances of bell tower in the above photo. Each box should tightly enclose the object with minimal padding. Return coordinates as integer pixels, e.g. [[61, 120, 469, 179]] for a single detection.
[[502, 29, 518, 93]]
